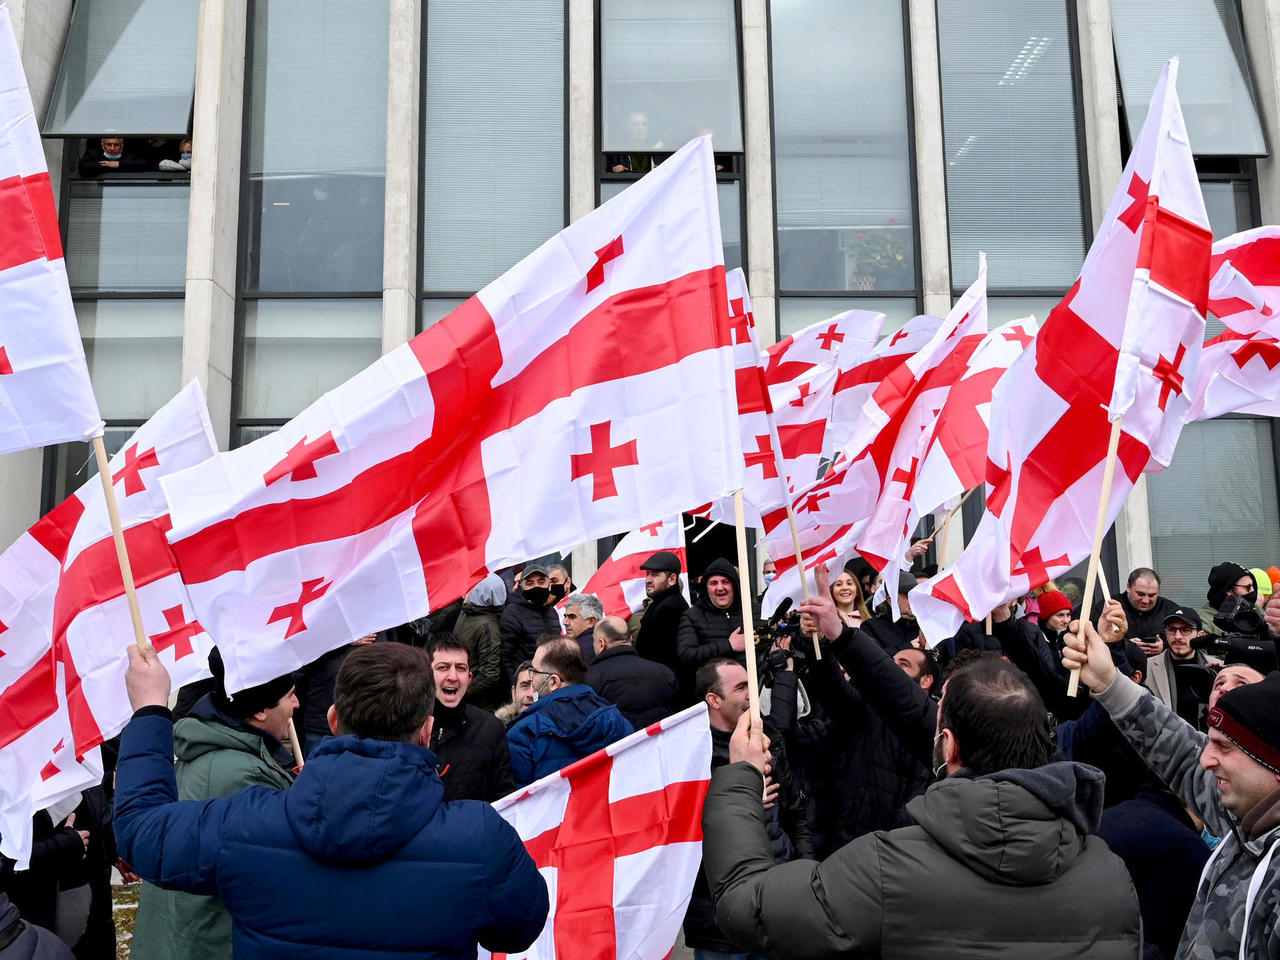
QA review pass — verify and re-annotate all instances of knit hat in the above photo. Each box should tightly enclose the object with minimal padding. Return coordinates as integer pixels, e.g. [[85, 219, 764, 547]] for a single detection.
[[1252, 568, 1274, 598], [1207, 672, 1280, 775], [1037, 590, 1072, 621], [897, 571, 918, 595], [1208, 561, 1252, 610], [208, 647, 296, 720]]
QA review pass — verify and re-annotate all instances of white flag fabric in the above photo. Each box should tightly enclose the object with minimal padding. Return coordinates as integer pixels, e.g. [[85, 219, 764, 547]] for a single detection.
[[482, 703, 711, 960], [1188, 329, 1280, 422], [162, 138, 742, 693], [0, 3, 102, 454], [911, 60, 1211, 643], [574, 519, 689, 620], [0, 382, 218, 865], [1206, 228, 1280, 337]]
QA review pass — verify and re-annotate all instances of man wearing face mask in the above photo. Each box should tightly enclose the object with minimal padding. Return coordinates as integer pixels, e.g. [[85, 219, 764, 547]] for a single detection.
[[78, 137, 145, 177], [506, 636, 632, 787], [701, 612, 1141, 957], [499, 564, 564, 689]]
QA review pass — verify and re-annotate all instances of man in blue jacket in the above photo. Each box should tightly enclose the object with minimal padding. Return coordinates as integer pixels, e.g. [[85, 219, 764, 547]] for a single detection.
[[507, 636, 633, 786], [116, 641, 548, 960]]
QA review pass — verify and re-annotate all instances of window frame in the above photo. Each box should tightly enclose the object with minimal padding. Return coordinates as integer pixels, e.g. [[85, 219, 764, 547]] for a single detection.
[[767, 0, 923, 336]]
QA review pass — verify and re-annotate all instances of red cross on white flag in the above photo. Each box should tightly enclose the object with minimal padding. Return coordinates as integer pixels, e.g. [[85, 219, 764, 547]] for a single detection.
[[161, 137, 742, 694], [0, 380, 219, 868], [1205, 227, 1280, 338], [482, 703, 711, 960], [571, 518, 689, 621], [1188, 329, 1280, 422], [0, 5, 102, 454], [911, 59, 1212, 644]]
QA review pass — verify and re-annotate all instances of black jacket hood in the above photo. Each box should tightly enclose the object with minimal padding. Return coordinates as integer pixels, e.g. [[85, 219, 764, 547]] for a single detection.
[[697, 558, 742, 613]]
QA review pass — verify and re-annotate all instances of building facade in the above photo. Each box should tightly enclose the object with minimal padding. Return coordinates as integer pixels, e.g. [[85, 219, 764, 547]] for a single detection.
[[5, 0, 1280, 605]]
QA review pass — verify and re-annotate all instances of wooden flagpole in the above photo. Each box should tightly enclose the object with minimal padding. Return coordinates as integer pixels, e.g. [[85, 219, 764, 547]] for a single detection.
[[91, 435, 151, 655], [934, 487, 977, 565], [1097, 564, 1112, 604], [287, 718, 305, 769], [783, 503, 823, 661], [733, 491, 763, 727], [1067, 419, 1124, 697]]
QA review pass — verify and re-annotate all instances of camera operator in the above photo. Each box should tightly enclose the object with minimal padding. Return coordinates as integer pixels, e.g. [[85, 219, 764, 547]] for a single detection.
[[1199, 562, 1261, 637]]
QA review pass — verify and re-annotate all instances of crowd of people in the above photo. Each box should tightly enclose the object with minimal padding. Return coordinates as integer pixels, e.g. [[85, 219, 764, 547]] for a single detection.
[[77, 137, 191, 178], [4, 546, 1280, 959]]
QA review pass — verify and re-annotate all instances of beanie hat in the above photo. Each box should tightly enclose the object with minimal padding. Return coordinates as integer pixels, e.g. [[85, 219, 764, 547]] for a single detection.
[[1252, 568, 1274, 598], [1207, 561, 1251, 610], [208, 647, 296, 720], [1037, 590, 1073, 621], [1268, 566, 1280, 590], [1208, 671, 1280, 775]]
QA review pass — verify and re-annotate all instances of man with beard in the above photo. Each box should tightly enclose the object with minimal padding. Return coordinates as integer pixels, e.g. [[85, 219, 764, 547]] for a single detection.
[[633, 551, 690, 685], [860, 571, 921, 654], [427, 635, 515, 802], [676, 560, 753, 683], [1091, 567, 1182, 656], [1143, 608, 1213, 724], [500, 565, 564, 686]]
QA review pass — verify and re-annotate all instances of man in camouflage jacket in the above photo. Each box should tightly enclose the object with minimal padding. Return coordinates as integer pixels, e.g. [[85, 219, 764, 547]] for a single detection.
[[1067, 620, 1280, 959]]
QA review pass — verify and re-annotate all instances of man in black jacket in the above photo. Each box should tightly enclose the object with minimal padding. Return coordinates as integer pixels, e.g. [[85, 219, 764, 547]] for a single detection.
[[1090, 566, 1181, 656], [684, 658, 811, 957], [500, 565, 563, 685], [633, 550, 690, 682], [586, 616, 679, 727], [427, 635, 516, 802], [676, 559, 755, 684]]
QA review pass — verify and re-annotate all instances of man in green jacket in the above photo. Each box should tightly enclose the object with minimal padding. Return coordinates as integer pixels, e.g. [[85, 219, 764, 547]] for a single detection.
[[130, 648, 297, 960], [698, 582, 1141, 959]]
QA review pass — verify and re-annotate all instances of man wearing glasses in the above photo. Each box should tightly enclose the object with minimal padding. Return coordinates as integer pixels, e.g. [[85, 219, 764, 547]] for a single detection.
[[506, 636, 633, 787]]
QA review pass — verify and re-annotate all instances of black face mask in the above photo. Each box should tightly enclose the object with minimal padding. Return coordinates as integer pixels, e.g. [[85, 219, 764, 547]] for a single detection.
[[523, 586, 551, 607], [549, 583, 566, 602]]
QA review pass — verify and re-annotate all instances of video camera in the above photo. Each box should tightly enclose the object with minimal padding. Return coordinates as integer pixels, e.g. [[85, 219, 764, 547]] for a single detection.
[[1190, 596, 1278, 673]]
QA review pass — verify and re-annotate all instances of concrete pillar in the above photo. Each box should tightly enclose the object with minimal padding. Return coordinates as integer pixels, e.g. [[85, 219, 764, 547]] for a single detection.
[[740, 0, 777, 345], [1076, 0, 1124, 232], [908, 0, 952, 322], [1243, 0, 1280, 223], [382, 0, 421, 352], [567, 0, 594, 224], [0, 0, 72, 544], [181, 0, 246, 451]]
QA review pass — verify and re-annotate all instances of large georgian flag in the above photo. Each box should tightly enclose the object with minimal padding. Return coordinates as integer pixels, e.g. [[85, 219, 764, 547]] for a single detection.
[[0, 3, 101, 454], [0, 382, 218, 863], [575, 518, 689, 621], [483, 703, 711, 960], [911, 59, 1212, 643], [162, 138, 742, 693]]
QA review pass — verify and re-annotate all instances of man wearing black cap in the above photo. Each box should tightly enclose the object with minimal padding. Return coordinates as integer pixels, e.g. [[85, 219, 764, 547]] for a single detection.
[[499, 563, 563, 687], [1143, 607, 1214, 725], [129, 648, 297, 960], [633, 550, 690, 693], [1065, 620, 1280, 959]]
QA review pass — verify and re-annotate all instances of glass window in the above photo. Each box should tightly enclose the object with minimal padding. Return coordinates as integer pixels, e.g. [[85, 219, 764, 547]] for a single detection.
[[242, 0, 389, 294], [419, 298, 467, 333], [937, 0, 1088, 289], [238, 300, 382, 419], [43, 0, 199, 136], [1112, 0, 1266, 157], [599, 179, 741, 271], [76, 299, 184, 420], [1148, 418, 1280, 606], [422, 0, 565, 292], [780, 297, 917, 337], [600, 0, 743, 153], [1202, 180, 1254, 239], [44, 426, 136, 512], [65, 181, 189, 292], [771, 0, 915, 292], [987, 296, 1060, 328]]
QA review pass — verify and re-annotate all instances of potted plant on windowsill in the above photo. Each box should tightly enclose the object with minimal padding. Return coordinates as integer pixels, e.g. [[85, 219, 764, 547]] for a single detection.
[[844, 221, 911, 291]]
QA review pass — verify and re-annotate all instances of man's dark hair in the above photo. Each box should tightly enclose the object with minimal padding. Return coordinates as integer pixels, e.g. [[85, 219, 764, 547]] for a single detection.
[[1127, 567, 1160, 587], [914, 648, 942, 693], [695, 657, 739, 702], [333, 643, 435, 742], [426, 632, 470, 669], [594, 618, 629, 647], [513, 659, 534, 680], [1119, 639, 1146, 684], [536, 636, 587, 685], [943, 648, 1004, 681], [938, 659, 1054, 775]]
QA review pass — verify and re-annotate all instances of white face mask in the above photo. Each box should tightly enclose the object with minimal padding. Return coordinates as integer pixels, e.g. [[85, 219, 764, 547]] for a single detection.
[[763, 573, 776, 586], [531, 673, 553, 702]]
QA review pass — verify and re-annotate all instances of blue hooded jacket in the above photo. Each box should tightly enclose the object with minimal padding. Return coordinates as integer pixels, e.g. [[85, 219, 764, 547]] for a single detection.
[[506, 685, 633, 786], [115, 709, 548, 959]]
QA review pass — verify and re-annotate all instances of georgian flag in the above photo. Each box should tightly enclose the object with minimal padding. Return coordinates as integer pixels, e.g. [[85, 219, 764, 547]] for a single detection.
[[1188, 329, 1280, 422], [0, 4, 102, 454], [911, 59, 1211, 643], [1205, 227, 1280, 337], [162, 138, 743, 693], [483, 703, 711, 960]]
